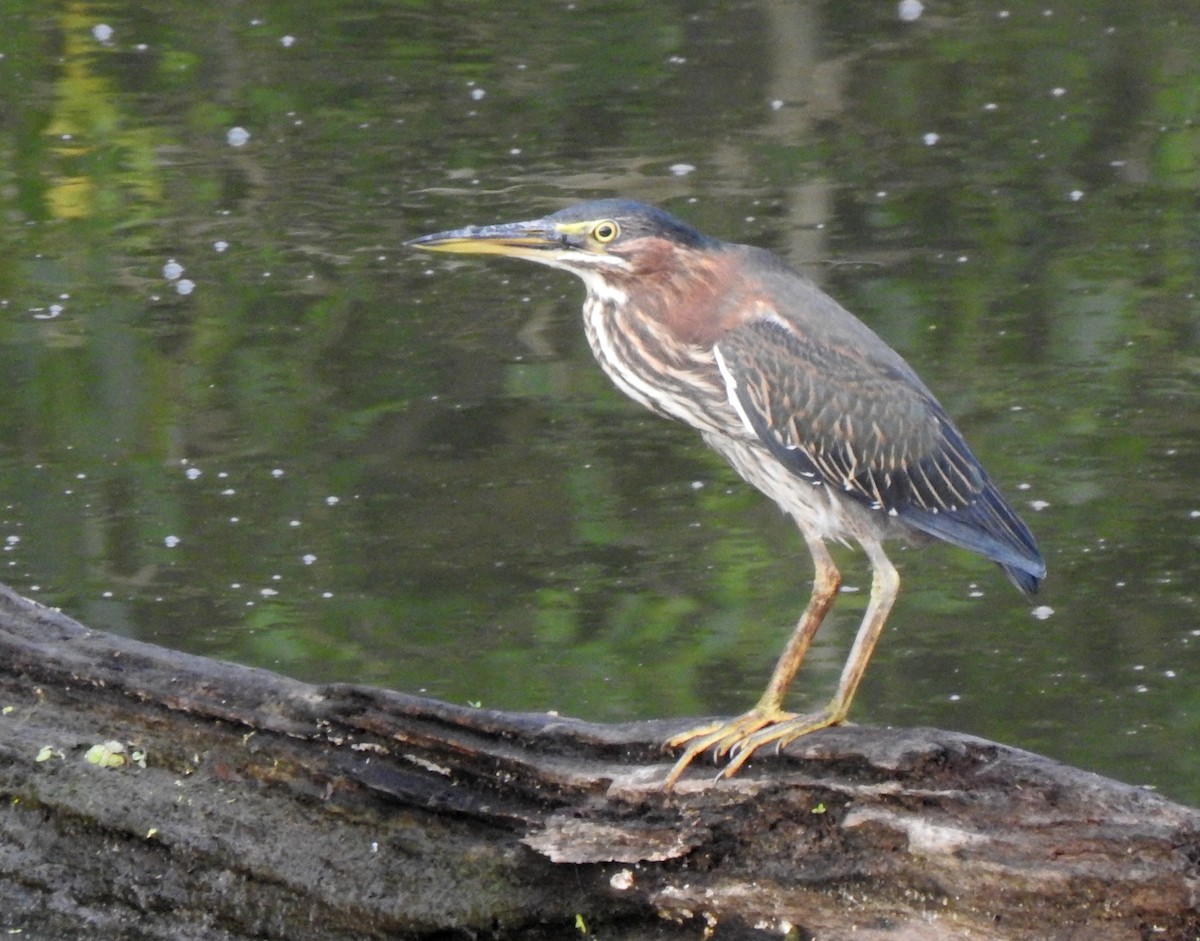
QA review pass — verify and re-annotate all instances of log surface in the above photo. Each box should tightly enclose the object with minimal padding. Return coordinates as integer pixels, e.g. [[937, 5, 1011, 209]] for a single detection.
[[0, 583, 1196, 940]]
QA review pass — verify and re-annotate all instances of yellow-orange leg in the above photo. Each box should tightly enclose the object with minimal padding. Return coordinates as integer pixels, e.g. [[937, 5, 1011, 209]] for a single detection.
[[663, 533, 840, 789], [663, 536, 899, 789]]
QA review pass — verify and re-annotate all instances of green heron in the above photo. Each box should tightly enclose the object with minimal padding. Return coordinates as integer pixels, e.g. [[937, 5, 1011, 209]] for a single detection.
[[407, 199, 1044, 788]]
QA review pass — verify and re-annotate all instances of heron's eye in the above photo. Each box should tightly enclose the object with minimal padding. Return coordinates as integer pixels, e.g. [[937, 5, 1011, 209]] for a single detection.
[[592, 221, 620, 243]]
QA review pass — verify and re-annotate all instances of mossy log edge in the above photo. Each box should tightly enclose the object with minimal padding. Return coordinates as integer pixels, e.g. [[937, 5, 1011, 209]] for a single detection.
[[0, 582, 1196, 941]]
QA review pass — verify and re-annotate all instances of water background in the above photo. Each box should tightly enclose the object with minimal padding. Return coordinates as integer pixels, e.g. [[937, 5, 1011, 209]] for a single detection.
[[2, 1, 1199, 803]]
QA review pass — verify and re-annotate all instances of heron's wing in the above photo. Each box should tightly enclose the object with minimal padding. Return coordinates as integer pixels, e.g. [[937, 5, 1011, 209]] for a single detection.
[[714, 315, 1044, 593]]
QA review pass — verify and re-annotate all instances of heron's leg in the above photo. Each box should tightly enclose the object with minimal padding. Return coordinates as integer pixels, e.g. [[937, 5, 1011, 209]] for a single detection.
[[823, 538, 898, 722], [718, 537, 899, 777], [751, 532, 841, 713], [662, 531, 840, 789]]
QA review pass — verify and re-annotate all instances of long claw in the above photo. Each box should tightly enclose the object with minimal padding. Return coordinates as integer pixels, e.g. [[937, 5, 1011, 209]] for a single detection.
[[662, 706, 847, 789], [662, 707, 795, 789], [664, 719, 724, 751]]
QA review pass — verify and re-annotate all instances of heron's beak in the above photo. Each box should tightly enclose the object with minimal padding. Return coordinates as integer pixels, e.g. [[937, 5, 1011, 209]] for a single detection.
[[406, 217, 569, 260]]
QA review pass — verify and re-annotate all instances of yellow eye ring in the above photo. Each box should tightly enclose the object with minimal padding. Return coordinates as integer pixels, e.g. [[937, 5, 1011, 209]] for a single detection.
[[593, 220, 620, 243]]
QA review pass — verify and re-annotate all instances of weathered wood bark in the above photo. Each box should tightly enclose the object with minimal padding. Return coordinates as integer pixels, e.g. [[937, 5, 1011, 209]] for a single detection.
[[0, 582, 1196, 941]]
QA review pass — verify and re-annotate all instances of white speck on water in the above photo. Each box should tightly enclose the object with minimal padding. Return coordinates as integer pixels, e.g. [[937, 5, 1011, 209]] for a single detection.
[[102, 591, 113, 598], [770, 99, 784, 111], [271, 468, 285, 478], [983, 102, 999, 112], [1165, 670, 1177, 679], [923, 132, 939, 146], [469, 87, 486, 101], [321, 591, 333, 599], [229, 516, 239, 523], [185, 467, 202, 480], [176, 278, 195, 295], [163, 259, 183, 280], [227, 126, 250, 147], [214, 240, 229, 252], [221, 488, 236, 496], [948, 694, 962, 702], [325, 495, 340, 506], [1051, 87, 1066, 97], [669, 163, 696, 177], [92, 23, 113, 42], [164, 535, 181, 548], [289, 520, 301, 527], [898, 0, 923, 21], [280, 35, 296, 47], [690, 480, 704, 490], [1031, 605, 1054, 620], [667, 55, 686, 65], [1017, 482, 1032, 490], [302, 554, 317, 565], [1069, 189, 1084, 202]]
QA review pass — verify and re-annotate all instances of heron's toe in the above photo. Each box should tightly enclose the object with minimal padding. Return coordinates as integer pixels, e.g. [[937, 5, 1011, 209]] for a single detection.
[[662, 707, 795, 789]]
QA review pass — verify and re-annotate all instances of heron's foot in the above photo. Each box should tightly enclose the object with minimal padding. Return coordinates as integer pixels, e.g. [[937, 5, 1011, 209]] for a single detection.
[[662, 705, 844, 789], [662, 706, 793, 789]]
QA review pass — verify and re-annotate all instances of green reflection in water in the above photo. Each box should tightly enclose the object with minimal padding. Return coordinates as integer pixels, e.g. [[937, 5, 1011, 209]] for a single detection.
[[0, 0, 1198, 805]]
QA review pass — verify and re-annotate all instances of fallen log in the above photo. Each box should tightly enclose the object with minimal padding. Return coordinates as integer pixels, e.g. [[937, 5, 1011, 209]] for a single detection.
[[0, 582, 1196, 941]]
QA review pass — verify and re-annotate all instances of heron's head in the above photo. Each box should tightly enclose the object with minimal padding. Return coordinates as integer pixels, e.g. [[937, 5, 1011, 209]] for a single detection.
[[406, 199, 718, 292]]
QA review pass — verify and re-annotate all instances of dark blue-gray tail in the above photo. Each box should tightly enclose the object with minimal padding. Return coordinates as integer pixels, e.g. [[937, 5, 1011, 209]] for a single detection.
[[903, 484, 1045, 599]]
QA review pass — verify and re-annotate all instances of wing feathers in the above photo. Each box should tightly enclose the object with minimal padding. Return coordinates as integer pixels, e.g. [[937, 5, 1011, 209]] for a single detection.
[[715, 316, 1044, 592]]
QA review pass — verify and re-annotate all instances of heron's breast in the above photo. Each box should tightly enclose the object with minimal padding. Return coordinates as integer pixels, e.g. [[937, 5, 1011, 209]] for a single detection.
[[581, 294, 736, 436]]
